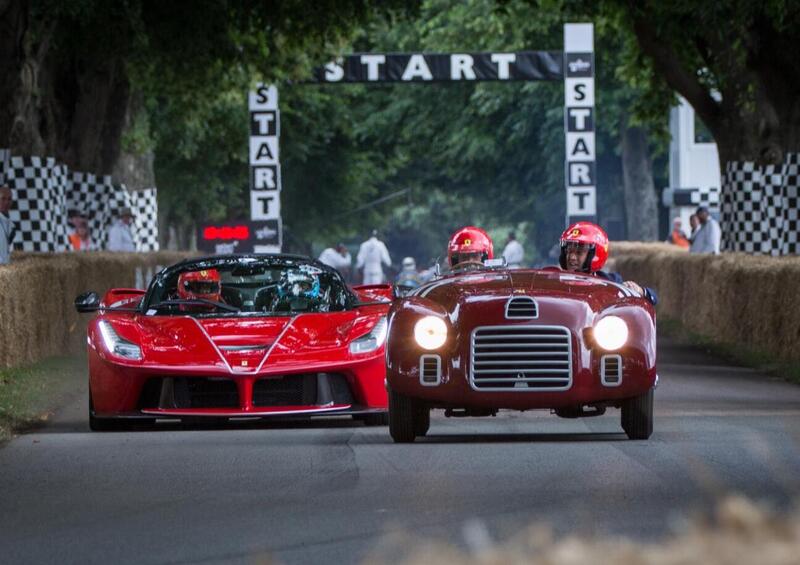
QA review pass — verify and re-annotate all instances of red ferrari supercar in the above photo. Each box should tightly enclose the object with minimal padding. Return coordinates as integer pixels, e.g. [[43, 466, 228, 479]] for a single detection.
[[386, 263, 657, 442], [75, 255, 391, 430]]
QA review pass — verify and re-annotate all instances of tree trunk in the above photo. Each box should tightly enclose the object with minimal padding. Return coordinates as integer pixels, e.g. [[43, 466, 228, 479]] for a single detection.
[[620, 125, 659, 241]]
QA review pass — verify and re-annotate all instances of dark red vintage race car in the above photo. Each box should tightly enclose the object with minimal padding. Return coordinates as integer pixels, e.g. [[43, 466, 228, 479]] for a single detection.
[[385, 264, 657, 442], [75, 254, 391, 430]]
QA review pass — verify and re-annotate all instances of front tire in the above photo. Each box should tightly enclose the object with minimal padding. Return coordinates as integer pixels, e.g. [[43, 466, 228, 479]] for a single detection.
[[414, 406, 430, 437], [389, 387, 419, 443], [621, 387, 654, 440]]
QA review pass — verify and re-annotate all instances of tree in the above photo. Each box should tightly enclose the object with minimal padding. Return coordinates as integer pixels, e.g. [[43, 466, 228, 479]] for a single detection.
[[589, 0, 800, 254]]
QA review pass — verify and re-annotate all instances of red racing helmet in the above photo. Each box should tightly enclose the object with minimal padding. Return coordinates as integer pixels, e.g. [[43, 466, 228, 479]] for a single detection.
[[178, 268, 222, 303], [559, 222, 609, 272], [447, 226, 494, 267]]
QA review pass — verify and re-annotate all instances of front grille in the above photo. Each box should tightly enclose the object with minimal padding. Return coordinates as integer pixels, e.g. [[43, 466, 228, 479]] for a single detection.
[[470, 325, 572, 390], [252, 373, 353, 407], [505, 296, 538, 319], [138, 377, 239, 409]]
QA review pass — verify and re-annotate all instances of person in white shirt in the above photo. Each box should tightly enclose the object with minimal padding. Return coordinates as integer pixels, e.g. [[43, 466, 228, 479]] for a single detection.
[[318, 243, 352, 280], [356, 230, 391, 284], [107, 208, 136, 252], [502, 232, 524, 268], [689, 206, 721, 254], [0, 186, 14, 265]]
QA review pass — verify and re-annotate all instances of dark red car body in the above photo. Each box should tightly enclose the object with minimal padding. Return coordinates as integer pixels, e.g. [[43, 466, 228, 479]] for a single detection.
[[83, 255, 391, 429], [386, 267, 657, 439]]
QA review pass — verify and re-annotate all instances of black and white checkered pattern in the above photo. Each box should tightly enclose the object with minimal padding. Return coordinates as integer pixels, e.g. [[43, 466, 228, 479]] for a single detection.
[[3, 156, 71, 252], [131, 188, 159, 251], [722, 155, 799, 255], [698, 186, 720, 212], [1, 153, 159, 252]]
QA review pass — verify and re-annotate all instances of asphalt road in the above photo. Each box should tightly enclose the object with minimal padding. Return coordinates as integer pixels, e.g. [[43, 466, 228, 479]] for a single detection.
[[2, 337, 800, 565]]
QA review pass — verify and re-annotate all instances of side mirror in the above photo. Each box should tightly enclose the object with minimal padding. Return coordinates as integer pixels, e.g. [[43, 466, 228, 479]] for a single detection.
[[75, 291, 101, 313]]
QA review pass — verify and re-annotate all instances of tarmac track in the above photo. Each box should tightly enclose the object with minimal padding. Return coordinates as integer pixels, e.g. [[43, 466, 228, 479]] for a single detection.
[[1, 336, 800, 564]]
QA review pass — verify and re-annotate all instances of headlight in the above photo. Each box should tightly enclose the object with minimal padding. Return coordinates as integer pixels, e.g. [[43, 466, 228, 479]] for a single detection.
[[593, 316, 628, 350], [349, 317, 388, 354], [414, 316, 447, 350], [98, 320, 142, 360]]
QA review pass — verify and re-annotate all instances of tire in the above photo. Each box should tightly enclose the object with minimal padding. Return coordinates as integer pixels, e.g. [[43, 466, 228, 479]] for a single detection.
[[356, 412, 389, 426], [414, 406, 430, 437], [389, 387, 419, 443], [621, 387, 654, 440]]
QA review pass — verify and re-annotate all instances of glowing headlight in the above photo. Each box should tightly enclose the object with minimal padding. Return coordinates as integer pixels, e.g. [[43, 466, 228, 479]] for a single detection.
[[349, 317, 388, 354], [98, 320, 142, 360], [593, 316, 628, 351], [414, 316, 447, 350]]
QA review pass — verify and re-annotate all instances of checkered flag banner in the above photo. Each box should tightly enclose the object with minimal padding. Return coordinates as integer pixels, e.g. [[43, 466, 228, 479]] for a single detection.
[[131, 188, 159, 251], [3, 155, 71, 252], [1, 153, 159, 252], [721, 153, 799, 255]]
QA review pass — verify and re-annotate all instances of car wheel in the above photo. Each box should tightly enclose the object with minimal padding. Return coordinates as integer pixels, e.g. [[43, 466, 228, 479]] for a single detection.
[[414, 406, 430, 437], [389, 387, 419, 443], [621, 387, 654, 440], [356, 413, 389, 426]]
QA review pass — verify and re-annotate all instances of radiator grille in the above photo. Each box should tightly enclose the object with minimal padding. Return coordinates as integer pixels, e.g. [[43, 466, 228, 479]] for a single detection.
[[470, 325, 572, 391], [505, 296, 538, 319]]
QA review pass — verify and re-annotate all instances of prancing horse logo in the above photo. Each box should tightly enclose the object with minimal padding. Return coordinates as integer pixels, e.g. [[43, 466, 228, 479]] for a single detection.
[[516, 372, 525, 379]]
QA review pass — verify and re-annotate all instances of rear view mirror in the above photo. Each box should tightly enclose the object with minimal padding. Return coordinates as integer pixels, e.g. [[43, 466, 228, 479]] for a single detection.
[[75, 291, 101, 313]]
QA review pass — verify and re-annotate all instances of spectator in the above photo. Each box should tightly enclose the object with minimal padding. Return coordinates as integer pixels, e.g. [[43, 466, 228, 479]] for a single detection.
[[107, 208, 136, 252], [688, 213, 700, 241], [502, 231, 524, 268], [689, 206, 721, 254], [665, 217, 690, 249], [395, 257, 423, 288], [68, 215, 93, 251], [356, 230, 391, 284], [0, 185, 13, 265], [318, 243, 352, 280]]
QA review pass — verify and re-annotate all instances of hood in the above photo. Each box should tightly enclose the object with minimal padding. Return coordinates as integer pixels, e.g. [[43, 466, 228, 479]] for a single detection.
[[414, 269, 633, 315], [127, 310, 383, 373]]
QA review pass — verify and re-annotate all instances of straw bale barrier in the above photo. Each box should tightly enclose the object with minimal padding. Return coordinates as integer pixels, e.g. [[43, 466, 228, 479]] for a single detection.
[[0, 251, 193, 368], [610, 242, 800, 365]]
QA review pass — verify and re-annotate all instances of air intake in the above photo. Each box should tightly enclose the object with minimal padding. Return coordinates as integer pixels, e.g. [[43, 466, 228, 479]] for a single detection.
[[505, 296, 538, 319], [420, 355, 442, 386], [601, 355, 622, 386]]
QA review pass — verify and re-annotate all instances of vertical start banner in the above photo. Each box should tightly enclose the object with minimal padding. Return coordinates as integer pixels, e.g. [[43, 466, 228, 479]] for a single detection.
[[564, 23, 596, 223], [248, 83, 282, 252]]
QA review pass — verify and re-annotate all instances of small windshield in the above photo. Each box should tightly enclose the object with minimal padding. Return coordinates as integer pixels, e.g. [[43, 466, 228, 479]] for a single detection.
[[146, 257, 353, 316]]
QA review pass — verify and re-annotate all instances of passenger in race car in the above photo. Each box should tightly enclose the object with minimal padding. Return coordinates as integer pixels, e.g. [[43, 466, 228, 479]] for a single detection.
[[176, 269, 225, 311], [559, 222, 658, 305], [271, 269, 324, 312], [447, 226, 494, 271]]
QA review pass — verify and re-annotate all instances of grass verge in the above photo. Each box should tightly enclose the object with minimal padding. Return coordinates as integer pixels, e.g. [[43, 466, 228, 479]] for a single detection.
[[659, 317, 800, 384], [0, 355, 86, 442]]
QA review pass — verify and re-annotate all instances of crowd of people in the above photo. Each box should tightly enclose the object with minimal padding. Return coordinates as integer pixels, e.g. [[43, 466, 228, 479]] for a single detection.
[[666, 206, 721, 254], [0, 182, 138, 265]]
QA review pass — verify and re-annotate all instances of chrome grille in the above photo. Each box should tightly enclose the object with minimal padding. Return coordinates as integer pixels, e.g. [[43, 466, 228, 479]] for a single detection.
[[470, 325, 572, 391], [505, 296, 538, 319]]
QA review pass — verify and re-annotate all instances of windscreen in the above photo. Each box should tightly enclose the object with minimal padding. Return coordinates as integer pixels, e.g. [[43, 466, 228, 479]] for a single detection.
[[146, 259, 352, 316]]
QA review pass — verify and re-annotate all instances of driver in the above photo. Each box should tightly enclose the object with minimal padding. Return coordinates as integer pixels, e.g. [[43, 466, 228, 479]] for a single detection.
[[559, 222, 657, 305], [273, 269, 323, 312], [447, 226, 494, 271], [177, 268, 223, 311]]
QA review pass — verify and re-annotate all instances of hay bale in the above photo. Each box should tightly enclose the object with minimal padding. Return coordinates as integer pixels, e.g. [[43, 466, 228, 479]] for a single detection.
[[0, 251, 195, 368], [613, 247, 800, 365]]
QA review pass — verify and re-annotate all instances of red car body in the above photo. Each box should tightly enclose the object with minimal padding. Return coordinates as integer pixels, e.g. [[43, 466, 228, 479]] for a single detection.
[[81, 255, 391, 429], [386, 267, 657, 441]]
